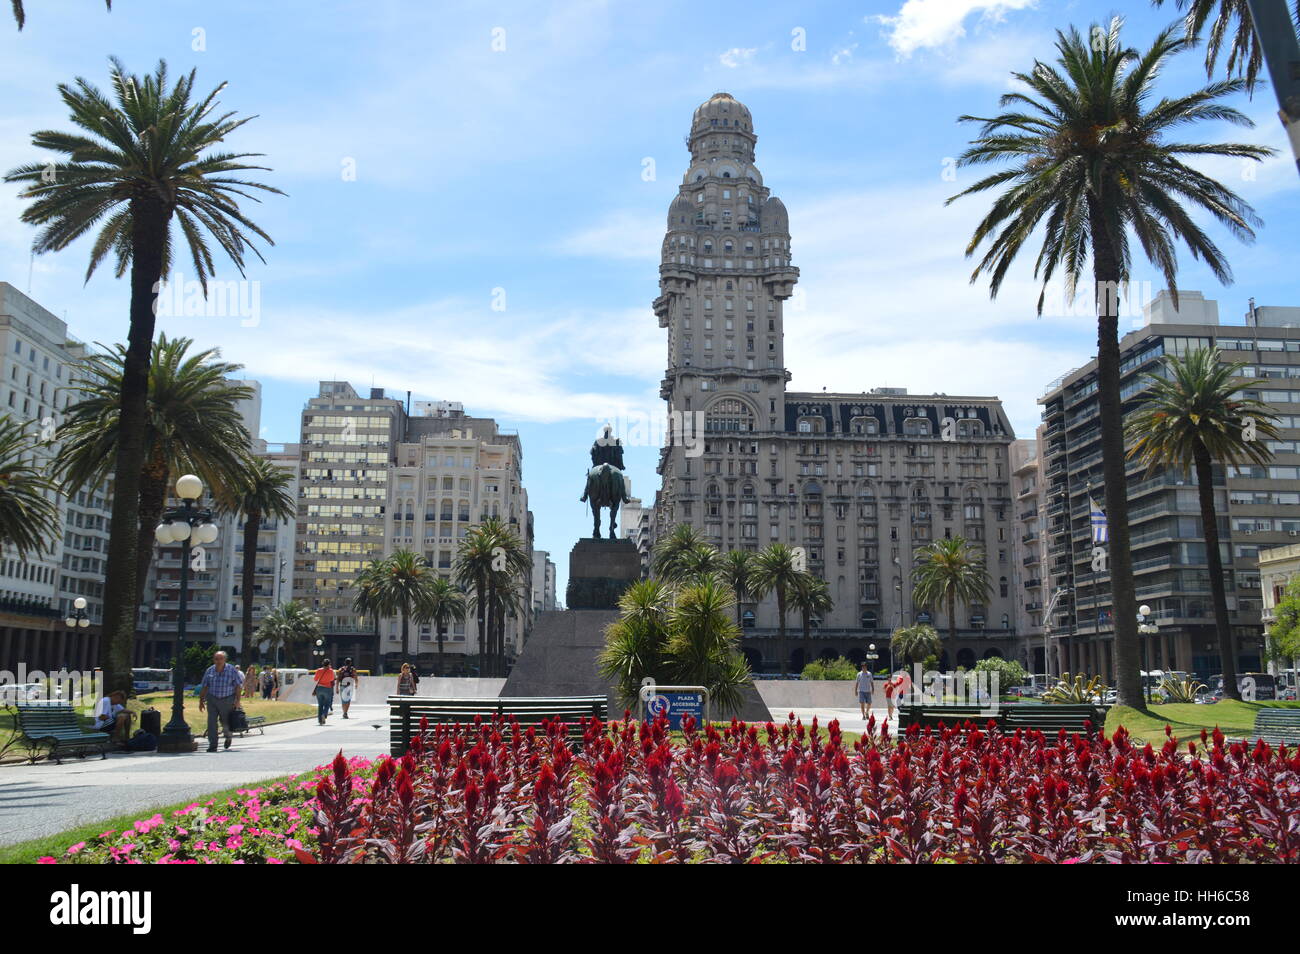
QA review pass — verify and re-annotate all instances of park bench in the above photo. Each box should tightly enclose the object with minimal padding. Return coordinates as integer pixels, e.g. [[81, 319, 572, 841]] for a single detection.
[[1002, 703, 1106, 736], [1240, 707, 1300, 747], [897, 704, 997, 731], [389, 695, 608, 756], [897, 703, 1106, 737], [15, 702, 112, 764], [237, 714, 268, 737]]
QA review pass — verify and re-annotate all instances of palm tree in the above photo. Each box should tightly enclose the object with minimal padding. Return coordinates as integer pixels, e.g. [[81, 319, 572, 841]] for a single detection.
[[891, 624, 942, 669], [57, 336, 254, 675], [351, 558, 387, 645], [1126, 349, 1280, 700], [717, 549, 755, 628], [790, 573, 834, 665], [223, 457, 295, 661], [7, 59, 281, 692], [947, 19, 1270, 710], [1151, 0, 1300, 91], [652, 524, 710, 582], [599, 579, 673, 705], [11, 0, 111, 30], [749, 543, 802, 676], [254, 599, 321, 668], [665, 577, 751, 715], [911, 537, 992, 648], [427, 577, 468, 676], [365, 550, 439, 660], [454, 517, 528, 677], [0, 414, 60, 560], [677, 543, 722, 584]]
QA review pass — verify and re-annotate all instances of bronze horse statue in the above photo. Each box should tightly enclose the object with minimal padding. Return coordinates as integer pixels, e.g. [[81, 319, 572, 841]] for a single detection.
[[580, 426, 631, 539]]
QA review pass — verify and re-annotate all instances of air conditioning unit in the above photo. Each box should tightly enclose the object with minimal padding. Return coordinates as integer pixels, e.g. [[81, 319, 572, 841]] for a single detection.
[[1290, 531, 1299, 537]]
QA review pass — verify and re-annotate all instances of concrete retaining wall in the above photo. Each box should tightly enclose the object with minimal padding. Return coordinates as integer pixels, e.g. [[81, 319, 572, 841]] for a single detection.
[[756, 678, 887, 712], [280, 676, 505, 706]]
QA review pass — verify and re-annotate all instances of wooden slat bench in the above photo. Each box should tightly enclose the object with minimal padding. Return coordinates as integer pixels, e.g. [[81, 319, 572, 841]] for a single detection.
[[1002, 703, 1106, 736], [15, 702, 113, 764], [1241, 707, 1300, 747], [388, 695, 608, 756], [898, 703, 1106, 736]]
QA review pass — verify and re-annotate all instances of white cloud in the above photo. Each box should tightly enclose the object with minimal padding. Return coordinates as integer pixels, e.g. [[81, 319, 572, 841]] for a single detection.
[[875, 0, 1038, 57], [553, 210, 663, 260], [719, 47, 758, 68]]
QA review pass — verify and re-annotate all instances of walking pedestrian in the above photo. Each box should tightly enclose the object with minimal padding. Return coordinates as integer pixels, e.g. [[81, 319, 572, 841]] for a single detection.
[[198, 651, 245, 752], [313, 659, 336, 725], [855, 661, 875, 720], [396, 662, 416, 696], [337, 657, 359, 719]]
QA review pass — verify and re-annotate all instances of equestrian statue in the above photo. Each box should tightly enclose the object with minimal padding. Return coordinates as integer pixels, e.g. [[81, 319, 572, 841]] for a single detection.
[[580, 424, 631, 539]]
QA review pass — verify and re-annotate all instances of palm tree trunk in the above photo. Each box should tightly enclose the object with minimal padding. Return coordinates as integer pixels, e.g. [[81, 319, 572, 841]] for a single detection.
[[1089, 201, 1143, 712], [1195, 444, 1239, 700], [401, 610, 410, 661], [436, 625, 445, 677], [475, 575, 487, 676], [777, 587, 788, 676], [241, 509, 261, 661], [132, 468, 167, 667], [948, 592, 957, 645], [100, 198, 169, 693], [802, 608, 812, 664]]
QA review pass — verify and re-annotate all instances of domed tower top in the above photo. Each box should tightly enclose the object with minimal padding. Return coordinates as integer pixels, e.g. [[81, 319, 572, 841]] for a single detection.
[[688, 91, 756, 163]]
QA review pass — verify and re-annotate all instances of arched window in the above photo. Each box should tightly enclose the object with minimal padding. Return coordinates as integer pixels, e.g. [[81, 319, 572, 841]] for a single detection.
[[958, 419, 985, 438], [850, 416, 879, 435], [903, 417, 931, 436], [860, 610, 877, 629], [797, 415, 825, 434], [705, 398, 755, 433]]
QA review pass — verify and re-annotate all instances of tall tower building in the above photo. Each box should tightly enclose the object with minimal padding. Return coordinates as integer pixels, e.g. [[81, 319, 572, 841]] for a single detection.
[[654, 92, 798, 465], [652, 96, 1019, 675]]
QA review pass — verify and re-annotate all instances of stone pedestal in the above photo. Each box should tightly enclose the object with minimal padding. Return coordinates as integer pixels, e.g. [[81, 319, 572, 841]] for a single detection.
[[565, 537, 640, 610]]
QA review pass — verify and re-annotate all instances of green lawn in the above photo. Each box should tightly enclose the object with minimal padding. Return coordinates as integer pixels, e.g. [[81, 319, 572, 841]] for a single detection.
[[0, 775, 294, 865], [1106, 698, 1300, 747], [1, 693, 314, 763]]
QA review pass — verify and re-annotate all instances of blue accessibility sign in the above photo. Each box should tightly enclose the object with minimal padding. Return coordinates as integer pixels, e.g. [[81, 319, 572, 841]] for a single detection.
[[646, 690, 706, 729]]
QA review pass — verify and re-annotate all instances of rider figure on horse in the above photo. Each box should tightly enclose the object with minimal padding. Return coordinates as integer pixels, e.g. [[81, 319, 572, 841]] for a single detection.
[[581, 424, 630, 538]]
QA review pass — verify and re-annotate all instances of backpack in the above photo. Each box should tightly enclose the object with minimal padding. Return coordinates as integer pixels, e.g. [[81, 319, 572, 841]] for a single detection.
[[127, 730, 157, 752]]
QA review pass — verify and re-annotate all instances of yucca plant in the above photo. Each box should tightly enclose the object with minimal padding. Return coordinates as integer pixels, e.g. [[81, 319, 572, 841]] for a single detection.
[[1158, 675, 1208, 704], [1043, 672, 1107, 704]]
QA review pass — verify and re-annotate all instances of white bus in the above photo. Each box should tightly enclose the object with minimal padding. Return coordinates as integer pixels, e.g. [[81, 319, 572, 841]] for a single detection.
[[131, 668, 172, 693]]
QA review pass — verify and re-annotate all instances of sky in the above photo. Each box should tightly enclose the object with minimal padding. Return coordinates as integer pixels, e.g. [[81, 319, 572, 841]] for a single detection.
[[2, 0, 1297, 599]]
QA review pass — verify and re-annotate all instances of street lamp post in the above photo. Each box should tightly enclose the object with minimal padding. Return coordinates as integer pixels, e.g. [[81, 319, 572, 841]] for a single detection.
[[154, 474, 219, 754], [1137, 604, 1160, 704], [64, 597, 90, 686]]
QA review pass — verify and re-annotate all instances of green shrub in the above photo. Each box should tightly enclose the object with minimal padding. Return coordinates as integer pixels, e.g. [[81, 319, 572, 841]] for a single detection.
[[970, 658, 1028, 694], [801, 656, 858, 680]]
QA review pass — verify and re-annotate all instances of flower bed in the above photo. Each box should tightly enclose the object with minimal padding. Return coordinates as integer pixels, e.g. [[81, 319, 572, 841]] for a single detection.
[[41, 715, 1300, 863]]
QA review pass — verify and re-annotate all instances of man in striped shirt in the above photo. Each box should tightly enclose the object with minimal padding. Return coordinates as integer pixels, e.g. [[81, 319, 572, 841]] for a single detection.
[[198, 651, 245, 752]]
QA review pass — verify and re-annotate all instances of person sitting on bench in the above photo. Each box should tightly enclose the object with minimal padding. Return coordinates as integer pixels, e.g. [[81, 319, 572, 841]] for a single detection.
[[92, 690, 132, 742]]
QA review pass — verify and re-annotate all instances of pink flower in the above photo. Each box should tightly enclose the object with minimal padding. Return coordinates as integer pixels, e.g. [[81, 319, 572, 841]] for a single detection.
[[66, 842, 85, 855], [37, 856, 56, 864]]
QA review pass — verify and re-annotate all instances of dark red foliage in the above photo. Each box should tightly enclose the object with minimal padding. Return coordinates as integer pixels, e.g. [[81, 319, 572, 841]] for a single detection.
[[300, 715, 1300, 864]]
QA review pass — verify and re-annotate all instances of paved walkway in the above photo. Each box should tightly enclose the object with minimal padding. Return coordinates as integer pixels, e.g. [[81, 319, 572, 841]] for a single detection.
[[782, 707, 896, 736], [0, 704, 901, 847], [0, 705, 391, 847]]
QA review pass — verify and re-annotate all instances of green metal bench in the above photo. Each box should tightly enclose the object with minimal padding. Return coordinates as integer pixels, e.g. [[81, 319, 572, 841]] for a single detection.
[[1242, 707, 1300, 747], [389, 695, 608, 756], [898, 703, 1106, 736], [15, 703, 112, 764], [238, 714, 268, 736]]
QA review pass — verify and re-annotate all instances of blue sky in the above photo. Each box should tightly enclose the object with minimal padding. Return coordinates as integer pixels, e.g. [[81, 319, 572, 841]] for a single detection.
[[2, 0, 1297, 597]]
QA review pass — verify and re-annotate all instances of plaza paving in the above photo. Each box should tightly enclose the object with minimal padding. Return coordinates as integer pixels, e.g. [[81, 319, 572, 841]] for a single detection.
[[0, 704, 391, 847], [0, 703, 897, 847]]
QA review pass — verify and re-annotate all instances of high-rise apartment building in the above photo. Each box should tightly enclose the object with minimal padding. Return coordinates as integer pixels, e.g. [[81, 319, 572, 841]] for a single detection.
[[1037, 290, 1300, 681], [0, 283, 111, 673], [651, 95, 1019, 673], [295, 383, 532, 672]]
